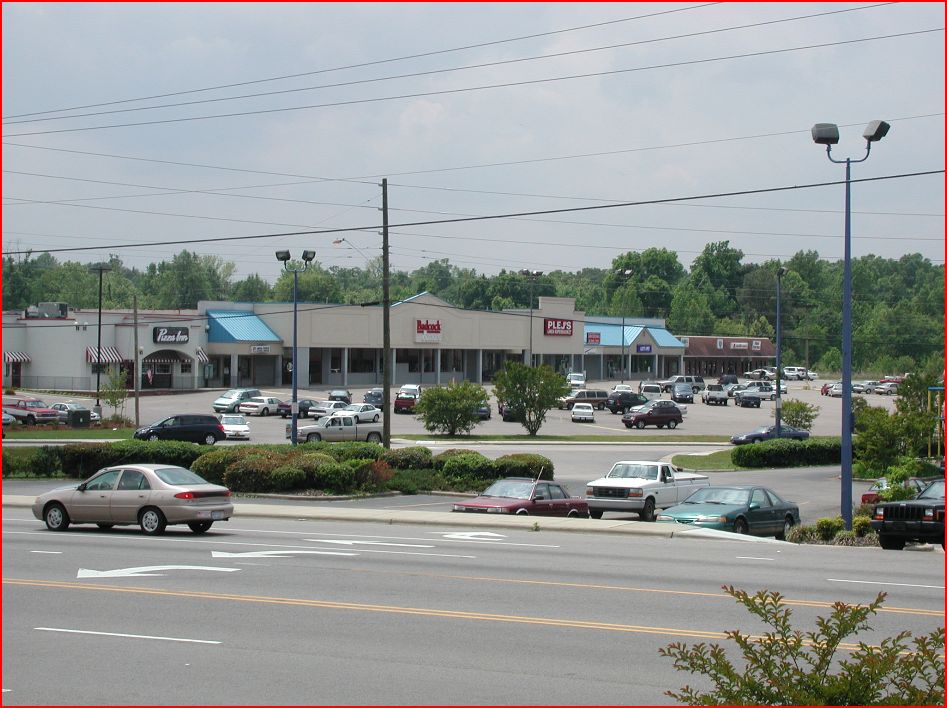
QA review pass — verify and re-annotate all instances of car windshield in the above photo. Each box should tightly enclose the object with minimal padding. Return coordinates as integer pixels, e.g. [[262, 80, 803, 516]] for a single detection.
[[683, 488, 751, 505], [221, 415, 246, 425], [918, 479, 945, 499], [155, 467, 211, 486], [25, 400, 47, 408], [481, 480, 534, 499], [607, 463, 659, 480], [220, 390, 240, 399]]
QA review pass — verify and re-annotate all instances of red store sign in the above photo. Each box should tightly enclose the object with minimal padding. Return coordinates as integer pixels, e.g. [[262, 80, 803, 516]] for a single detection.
[[544, 318, 574, 336], [415, 319, 442, 342]]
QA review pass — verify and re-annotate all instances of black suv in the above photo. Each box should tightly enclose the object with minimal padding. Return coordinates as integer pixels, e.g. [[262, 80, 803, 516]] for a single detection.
[[363, 388, 384, 405], [134, 414, 225, 445], [870, 478, 944, 550], [605, 391, 649, 414]]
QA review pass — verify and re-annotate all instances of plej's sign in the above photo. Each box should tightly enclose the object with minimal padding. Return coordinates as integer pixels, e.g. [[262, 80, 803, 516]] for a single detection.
[[544, 318, 573, 336], [249, 345, 271, 354], [416, 319, 442, 342], [153, 327, 189, 344]]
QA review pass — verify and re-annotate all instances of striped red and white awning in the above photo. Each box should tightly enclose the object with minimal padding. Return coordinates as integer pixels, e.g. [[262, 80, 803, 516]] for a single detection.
[[143, 352, 185, 364], [3, 351, 31, 363], [85, 346, 124, 364], [196, 347, 210, 363]]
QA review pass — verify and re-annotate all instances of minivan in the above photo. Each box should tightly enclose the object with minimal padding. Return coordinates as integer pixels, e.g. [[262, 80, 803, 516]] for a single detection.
[[559, 389, 609, 410], [212, 388, 262, 413], [658, 375, 705, 393]]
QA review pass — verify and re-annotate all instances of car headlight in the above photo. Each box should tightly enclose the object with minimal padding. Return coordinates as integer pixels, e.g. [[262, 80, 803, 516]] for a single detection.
[[923, 507, 934, 520], [586, 486, 593, 495], [486, 507, 509, 514], [452, 505, 466, 512], [627, 489, 643, 498], [695, 515, 727, 523], [656, 515, 672, 522]]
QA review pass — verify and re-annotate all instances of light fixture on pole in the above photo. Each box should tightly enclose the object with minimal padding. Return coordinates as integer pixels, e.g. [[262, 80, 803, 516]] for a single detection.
[[89, 262, 112, 418], [811, 119, 890, 530], [518, 269, 543, 366], [276, 249, 316, 446], [614, 269, 633, 383], [774, 266, 788, 438]]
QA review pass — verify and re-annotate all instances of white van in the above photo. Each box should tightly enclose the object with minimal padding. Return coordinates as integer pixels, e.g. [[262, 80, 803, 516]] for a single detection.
[[566, 372, 586, 388], [639, 383, 663, 400], [398, 384, 422, 397]]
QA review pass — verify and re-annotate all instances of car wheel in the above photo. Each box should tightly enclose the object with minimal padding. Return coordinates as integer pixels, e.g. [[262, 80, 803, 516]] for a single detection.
[[515, 508, 529, 515], [44, 502, 70, 531], [367, 432, 382, 443], [733, 518, 749, 534], [567, 509, 580, 518], [261, 408, 269, 417], [96, 523, 114, 530], [25, 415, 36, 426], [589, 510, 603, 519], [188, 521, 213, 534], [635, 420, 645, 429], [776, 517, 793, 540], [280, 413, 288, 418], [723, 399, 728, 405], [667, 419, 678, 429], [878, 534, 906, 550], [139, 507, 167, 536], [640, 497, 656, 522], [307, 433, 322, 443], [623, 423, 632, 428], [202, 434, 217, 445], [372, 414, 379, 422], [148, 434, 160, 442], [770, 394, 776, 401], [692, 386, 699, 394]]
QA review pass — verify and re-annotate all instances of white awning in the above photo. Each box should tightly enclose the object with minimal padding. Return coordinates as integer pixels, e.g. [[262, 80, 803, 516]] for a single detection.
[[86, 346, 124, 364], [196, 347, 210, 363], [3, 351, 31, 363]]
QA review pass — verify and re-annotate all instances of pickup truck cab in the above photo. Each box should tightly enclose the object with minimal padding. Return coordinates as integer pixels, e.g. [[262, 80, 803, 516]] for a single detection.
[[701, 384, 729, 405], [292, 413, 383, 443], [585, 461, 710, 521]]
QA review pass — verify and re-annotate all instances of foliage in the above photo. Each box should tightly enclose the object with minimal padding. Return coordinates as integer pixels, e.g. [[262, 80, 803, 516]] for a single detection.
[[440, 452, 495, 482], [414, 380, 488, 436], [852, 515, 873, 537], [491, 453, 554, 480], [60, 440, 204, 478], [223, 454, 280, 492], [730, 438, 840, 468], [315, 462, 357, 494], [381, 446, 434, 470], [777, 399, 819, 430], [270, 464, 307, 491], [660, 586, 945, 706], [101, 366, 129, 420], [815, 516, 845, 541], [431, 448, 477, 470], [492, 362, 570, 436], [321, 441, 386, 463]]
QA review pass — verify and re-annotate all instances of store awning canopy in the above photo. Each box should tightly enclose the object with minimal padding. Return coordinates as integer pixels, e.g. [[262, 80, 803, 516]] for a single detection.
[[206, 310, 281, 343], [3, 351, 31, 363], [143, 351, 187, 364], [196, 347, 210, 363], [85, 346, 124, 364]]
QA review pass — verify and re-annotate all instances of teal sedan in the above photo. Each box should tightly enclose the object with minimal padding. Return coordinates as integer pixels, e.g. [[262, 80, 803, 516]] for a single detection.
[[656, 485, 800, 539]]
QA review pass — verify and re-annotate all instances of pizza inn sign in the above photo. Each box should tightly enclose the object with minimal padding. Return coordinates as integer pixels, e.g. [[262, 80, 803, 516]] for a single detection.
[[152, 327, 189, 344], [544, 318, 574, 336]]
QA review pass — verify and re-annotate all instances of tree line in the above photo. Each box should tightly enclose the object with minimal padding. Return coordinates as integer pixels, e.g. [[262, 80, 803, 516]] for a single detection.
[[3, 241, 942, 376]]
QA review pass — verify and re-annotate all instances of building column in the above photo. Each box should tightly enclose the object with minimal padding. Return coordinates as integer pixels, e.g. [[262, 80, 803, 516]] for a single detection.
[[391, 348, 397, 387], [435, 349, 441, 385], [342, 347, 348, 387], [653, 353, 658, 377], [297, 347, 310, 390], [678, 353, 684, 376], [229, 353, 239, 387]]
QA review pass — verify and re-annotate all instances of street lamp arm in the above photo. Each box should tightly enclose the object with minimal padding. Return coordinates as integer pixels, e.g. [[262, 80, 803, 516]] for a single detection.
[[824, 141, 873, 165]]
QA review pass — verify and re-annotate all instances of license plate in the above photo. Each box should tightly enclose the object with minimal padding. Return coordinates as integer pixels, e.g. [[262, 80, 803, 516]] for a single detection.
[[212, 511, 224, 520]]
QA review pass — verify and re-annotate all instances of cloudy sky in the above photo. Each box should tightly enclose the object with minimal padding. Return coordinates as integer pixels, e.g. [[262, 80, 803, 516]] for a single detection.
[[2, 2, 944, 284]]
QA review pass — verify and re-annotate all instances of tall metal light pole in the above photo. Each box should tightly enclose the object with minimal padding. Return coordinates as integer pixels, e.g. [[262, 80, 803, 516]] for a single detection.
[[811, 119, 890, 530], [518, 269, 543, 366], [614, 269, 633, 383], [774, 267, 788, 437], [89, 262, 112, 417], [276, 249, 316, 445]]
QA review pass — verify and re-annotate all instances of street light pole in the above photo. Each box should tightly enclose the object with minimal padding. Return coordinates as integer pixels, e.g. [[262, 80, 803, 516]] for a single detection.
[[812, 119, 890, 530], [276, 249, 316, 446], [519, 269, 543, 366], [89, 262, 112, 417], [775, 266, 787, 437]]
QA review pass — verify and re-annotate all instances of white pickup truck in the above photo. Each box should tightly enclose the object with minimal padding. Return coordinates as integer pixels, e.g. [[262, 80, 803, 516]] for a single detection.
[[289, 413, 383, 443], [585, 460, 710, 521]]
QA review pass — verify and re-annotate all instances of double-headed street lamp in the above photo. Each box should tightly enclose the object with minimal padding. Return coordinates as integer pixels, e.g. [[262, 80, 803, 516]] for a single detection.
[[774, 266, 788, 437], [811, 119, 890, 530], [519, 269, 543, 366], [276, 249, 316, 446], [613, 269, 633, 383]]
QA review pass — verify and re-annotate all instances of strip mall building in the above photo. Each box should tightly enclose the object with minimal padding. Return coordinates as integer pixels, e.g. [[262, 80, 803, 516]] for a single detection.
[[2, 295, 775, 391]]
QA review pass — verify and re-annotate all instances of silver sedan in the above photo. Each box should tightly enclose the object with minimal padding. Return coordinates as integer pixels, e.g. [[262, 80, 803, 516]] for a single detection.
[[32, 464, 233, 535]]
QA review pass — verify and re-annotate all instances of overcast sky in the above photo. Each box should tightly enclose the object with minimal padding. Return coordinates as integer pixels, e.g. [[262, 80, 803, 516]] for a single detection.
[[2, 2, 944, 285]]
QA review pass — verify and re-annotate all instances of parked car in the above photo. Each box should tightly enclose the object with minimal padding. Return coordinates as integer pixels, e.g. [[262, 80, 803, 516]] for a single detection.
[[638, 382, 663, 400], [729, 383, 749, 398], [730, 425, 810, 445], [212, 388, 262, 413], [276, 398, 317, 418], [340, 403, 381, 423], [31, 464, 233, 535], [656, 485, 800, 538], [327, 389, 353, 404], [701, 384, 730, 405], [658, 375, 705, 394], [452, 478, 588, 517], [605, 391, 649, 414], [610, 384, 634, 393], [398, 384, 422, 397], [853, 381, 879, 394], [782, 366, 808, 380], [621, 399, 684, 429], [565, 372, 586, 388], [871, 478, 945, 550], [219, 413, 251, 440], [308, 400, 349, 419], [133, 414, 225, 445], [827, 383, 845, 398], [394, 392, 419, 414], [49, 402, 101, 424], [238, 396, 283, 416], [294, 413, 383, 443], [671, 382, 694, 404], [2, 396, 60, 425], [363, 388, 384, 405], [585, 461, 709, 521], [559, 389, 609, 410], [473, 402, 491, 420], [498, 401, 519, 422], [821, 381, 840, 396], [743, 368, 772, 381], [2, 411, 14, 437], [875, 382, 899, 395], [860, 477, 936, 505], [717, 374, 739, 386], [571, 402, 595, 423]]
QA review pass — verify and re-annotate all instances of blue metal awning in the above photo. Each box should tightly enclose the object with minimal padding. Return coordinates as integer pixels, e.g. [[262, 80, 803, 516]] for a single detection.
[[206, 311, 281, 343]]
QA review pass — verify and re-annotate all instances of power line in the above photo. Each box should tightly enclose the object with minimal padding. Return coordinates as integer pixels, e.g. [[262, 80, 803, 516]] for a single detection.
[[4, 170, 942, 257], [4, 28, 941, 137]]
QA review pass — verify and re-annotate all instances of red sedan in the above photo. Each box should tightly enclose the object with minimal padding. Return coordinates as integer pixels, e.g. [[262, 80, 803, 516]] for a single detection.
[[452, 478, 589, 517]]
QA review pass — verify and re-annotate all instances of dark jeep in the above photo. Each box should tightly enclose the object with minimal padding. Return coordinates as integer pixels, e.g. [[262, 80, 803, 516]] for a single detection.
[[870, 478, 945, 550], [605, 391, 649, 414]]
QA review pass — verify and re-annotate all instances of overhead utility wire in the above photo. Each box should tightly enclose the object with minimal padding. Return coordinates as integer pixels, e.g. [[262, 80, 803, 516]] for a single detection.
[[5, 28, 940, 138], [4, 170, 942, 257], [2, 3, 719, 120], [2, 3, 892, 125]]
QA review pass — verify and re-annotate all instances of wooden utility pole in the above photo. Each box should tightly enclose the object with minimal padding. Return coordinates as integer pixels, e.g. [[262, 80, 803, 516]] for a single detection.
[[382, 178, 391, 449], [133, 294, 140, 427]]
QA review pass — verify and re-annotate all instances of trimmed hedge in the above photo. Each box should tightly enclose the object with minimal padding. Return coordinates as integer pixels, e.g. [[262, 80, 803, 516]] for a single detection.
[[493, 453, 554, 480], [62, 440, 205, 478], [440, 452, 494, 481], [731, 437, 841, 468], [382, 446, 434, 470]]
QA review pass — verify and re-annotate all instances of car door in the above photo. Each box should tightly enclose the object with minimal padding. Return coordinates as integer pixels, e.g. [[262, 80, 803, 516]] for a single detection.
[[340, 415, 358, 440], [545, 483, 572, 516], [530, 483, 556, 515], [653, 465, 677, 507], [747, 488, 776, 535], [110, 469, 153, 524], [70, 469, 121, 522]]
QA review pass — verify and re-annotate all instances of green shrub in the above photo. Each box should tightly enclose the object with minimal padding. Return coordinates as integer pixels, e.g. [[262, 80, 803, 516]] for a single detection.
[[853, 515, 873, 537], [223, 454, 281, 492], [270, 464, 307, 492], [364, 459, 394, 490], [317, 462, 357, 494], [731, 437, 841, 468], [386, 468, 449, 495], [431, 448, 477, 470], [815, 516, 845, 541], [60, 440, 204, 478], [191, 448, 243, 485], [1, 449, 34, 477], [382, 446, 433, 470], [852, 460, 874, 479], [32, 446, 64, 475], [492, 453, 554, 480], [441, 452, 494, 481], [327, 441, 385, 463], [294, 452, 337, 486], [785, 524, 819, 544], [490, 458, 530, 479]]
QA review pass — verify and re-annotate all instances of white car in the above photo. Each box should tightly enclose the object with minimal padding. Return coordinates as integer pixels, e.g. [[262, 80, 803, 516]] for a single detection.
[[611, 384, 634, 393], [782, 366, 807, 380], [566, 372, 586, 388], [875, 382, 899, 395], [571, 402, 595, 423], [340, 403, 381, 423], [49, 402, 101, 424], [237, 396, 283, 416], [219, 413, 250, 440]]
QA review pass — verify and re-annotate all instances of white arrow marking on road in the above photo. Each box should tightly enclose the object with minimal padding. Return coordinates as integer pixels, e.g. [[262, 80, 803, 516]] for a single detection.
[[211, 550, 357, 558], [77, 565, 241, 579], [304, 539, 434, 548], [441, 532, 507, 540]]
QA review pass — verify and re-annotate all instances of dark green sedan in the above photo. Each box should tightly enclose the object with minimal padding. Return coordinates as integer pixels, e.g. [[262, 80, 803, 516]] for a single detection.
[[656, 485, 800, 539]]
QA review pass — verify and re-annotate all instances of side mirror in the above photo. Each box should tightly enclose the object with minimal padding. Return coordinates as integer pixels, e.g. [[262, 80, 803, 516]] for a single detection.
[[77, 483, 87, 492], [749, 502, 760, 510], [534, 495, 546, 502]]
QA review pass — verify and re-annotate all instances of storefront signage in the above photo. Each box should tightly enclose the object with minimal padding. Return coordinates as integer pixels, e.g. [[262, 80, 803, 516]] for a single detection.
[[250, 345, 271, 353], [544, 318, 573, 336], [752, 340, 762, 351], [152, 326, 189, 344], [415, 319, 442, 343], [586, 332, 600, 345], [730, 342, 749, 350], [636, 344, 653, 353]]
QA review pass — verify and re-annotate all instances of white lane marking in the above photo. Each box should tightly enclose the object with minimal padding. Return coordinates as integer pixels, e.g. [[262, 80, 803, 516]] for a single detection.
[[441, 532, 506, 541], [212, 550, 357, 559], [77, 565, 241, 579], [305, 539, 434, 548], [35, 628, 219, 644], [30, 550, 63, 554], [735, 556, 776, 561], [827, 578, 945, 590]]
